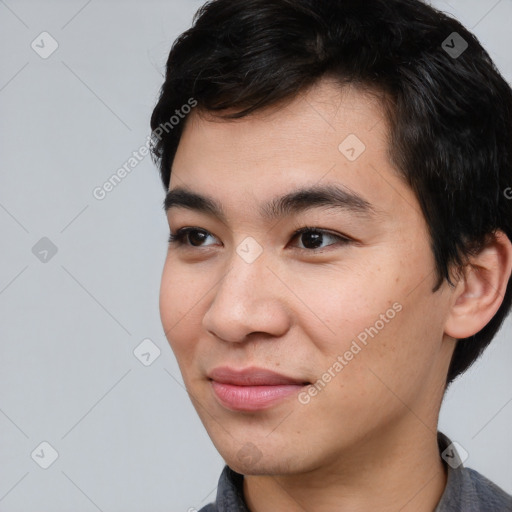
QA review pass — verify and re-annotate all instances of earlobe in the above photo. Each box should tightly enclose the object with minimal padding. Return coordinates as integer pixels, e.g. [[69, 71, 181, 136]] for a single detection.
[[444, 231, 512, 339]]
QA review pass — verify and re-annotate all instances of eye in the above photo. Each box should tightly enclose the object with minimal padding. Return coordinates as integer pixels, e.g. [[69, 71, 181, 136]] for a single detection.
[[289, 226, 351, 251], [168, 226, 351, 251], [168, 227, 218, 247]]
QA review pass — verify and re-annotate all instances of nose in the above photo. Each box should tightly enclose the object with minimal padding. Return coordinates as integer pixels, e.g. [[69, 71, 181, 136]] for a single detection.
[[201, 249, 292, 343]]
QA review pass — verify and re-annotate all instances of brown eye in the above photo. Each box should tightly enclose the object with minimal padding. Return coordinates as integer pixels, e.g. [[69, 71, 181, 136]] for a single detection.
[[187, 230, 209, 246], [168, 228, 217, 247], [290, 227, 351, 251], [297, 230, 324, 249]]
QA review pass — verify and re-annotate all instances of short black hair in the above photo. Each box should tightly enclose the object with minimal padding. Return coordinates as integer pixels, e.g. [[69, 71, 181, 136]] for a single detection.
[[150, 0, 512, 385]]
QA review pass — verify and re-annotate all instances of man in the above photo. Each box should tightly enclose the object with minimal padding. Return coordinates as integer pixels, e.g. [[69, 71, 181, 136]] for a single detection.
[[150, 0, 512, 510]]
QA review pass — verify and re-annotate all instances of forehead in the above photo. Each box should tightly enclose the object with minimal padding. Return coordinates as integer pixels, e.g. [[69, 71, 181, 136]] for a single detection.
[[169, 79, 420, 227], [176, 79, 389, 162]]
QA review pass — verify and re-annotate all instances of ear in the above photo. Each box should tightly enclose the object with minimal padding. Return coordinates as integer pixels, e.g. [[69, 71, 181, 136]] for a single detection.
[[444, 231, 512, 339]]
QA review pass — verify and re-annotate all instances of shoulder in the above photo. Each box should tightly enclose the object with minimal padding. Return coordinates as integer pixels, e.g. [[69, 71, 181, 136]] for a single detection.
[[436, 463, 512, 511], [436, 432, 512, 512], [197, 505, 217, 512], [464, 467, 512, 510], [196, 465, 249, 512]]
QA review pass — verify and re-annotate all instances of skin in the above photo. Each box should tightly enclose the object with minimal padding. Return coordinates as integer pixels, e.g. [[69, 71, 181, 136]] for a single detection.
[[159, 79, 512, 511]]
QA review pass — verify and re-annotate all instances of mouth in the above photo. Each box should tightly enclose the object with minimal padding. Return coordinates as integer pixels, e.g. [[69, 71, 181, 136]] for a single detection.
[[207, 366, 311, 412]]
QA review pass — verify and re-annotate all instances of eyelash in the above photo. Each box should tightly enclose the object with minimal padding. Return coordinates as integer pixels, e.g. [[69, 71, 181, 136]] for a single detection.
[[167, 225, 352, 252]]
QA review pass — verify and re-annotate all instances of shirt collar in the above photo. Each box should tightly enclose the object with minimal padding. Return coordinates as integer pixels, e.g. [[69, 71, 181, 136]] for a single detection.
[[435, 431, 476, 512]]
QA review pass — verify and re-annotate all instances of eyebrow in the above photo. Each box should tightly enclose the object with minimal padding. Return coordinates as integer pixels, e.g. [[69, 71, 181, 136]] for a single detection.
[[163, 184, 378, 224]]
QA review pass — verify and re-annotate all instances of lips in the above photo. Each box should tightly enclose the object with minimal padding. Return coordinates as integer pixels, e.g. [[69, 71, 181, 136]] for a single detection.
[[207, 366, 310, 411], [207, 366, 310, 386]]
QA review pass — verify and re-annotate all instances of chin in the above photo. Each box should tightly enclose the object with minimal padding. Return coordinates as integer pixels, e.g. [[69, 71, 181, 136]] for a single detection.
[[221, 443, 312, 476]]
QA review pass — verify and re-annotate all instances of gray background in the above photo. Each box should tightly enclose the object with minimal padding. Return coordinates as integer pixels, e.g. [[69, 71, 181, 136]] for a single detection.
[[0, 0, 510, 510]]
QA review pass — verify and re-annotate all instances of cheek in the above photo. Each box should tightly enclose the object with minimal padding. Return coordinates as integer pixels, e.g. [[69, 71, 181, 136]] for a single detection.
[[291, 262, 398, 356], [335, 284, 445, 403], [299, 294, 443, 440], [159, 259, 205, 360], [298, 253, 442, 385]]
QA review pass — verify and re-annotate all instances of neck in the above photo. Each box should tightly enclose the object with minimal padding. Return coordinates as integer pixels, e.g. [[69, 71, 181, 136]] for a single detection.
[[243, 423, 448, 512]]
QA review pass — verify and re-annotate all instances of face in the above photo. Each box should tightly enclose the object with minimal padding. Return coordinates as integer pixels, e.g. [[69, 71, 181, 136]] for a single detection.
[[160, 79, 456, 476]]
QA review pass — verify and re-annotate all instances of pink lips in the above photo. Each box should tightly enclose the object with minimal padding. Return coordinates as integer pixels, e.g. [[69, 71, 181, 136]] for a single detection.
[[208, 366, 309, 411]]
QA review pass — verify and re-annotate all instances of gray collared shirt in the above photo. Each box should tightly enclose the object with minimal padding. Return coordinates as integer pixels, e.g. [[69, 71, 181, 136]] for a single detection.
[[198, 432, 512, 511]]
